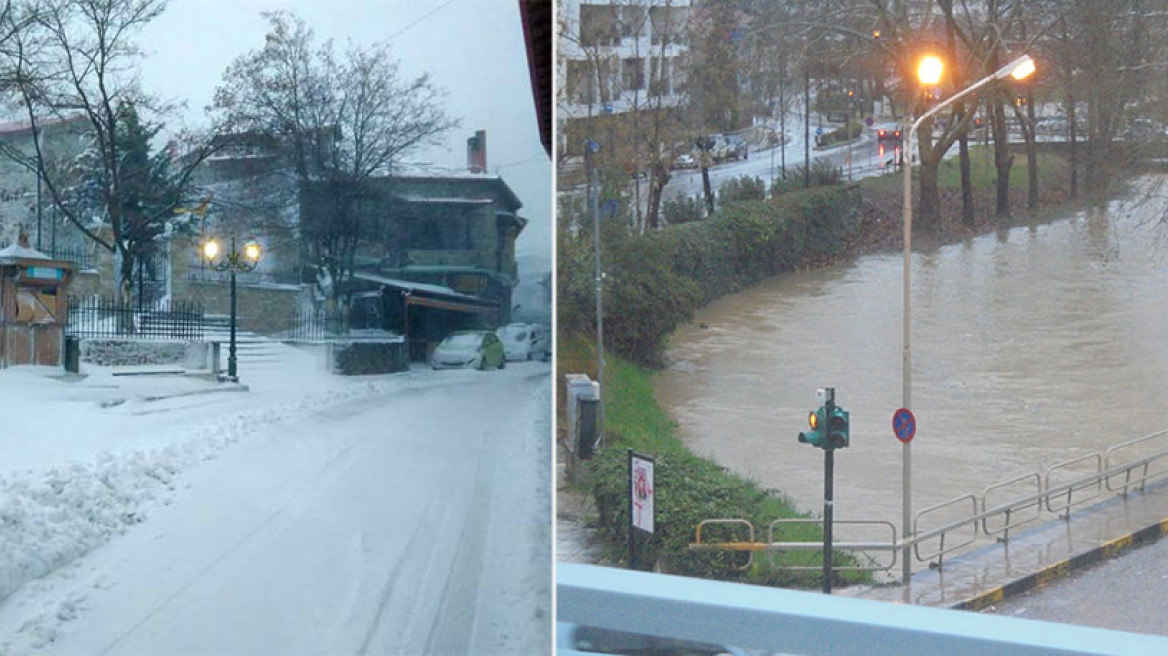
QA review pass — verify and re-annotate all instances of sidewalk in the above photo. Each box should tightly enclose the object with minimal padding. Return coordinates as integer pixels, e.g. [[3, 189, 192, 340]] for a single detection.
[[839, 479, 1168, 609], [556, 446, 609, 566]]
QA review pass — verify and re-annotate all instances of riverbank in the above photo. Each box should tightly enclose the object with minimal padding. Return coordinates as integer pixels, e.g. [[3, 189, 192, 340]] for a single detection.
[[556, 148, 1095, 585], [556, 334, 866, 588]]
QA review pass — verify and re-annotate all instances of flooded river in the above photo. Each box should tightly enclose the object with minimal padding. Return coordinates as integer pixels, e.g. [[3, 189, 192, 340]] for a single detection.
[[655, 181, 1168, 564]]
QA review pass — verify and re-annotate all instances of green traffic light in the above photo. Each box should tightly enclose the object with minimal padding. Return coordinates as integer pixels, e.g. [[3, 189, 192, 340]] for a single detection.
[[827, 406, 850, 449]]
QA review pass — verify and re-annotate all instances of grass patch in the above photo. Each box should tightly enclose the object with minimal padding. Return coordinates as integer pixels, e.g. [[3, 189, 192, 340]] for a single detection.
[[558, 334, 870, 588]]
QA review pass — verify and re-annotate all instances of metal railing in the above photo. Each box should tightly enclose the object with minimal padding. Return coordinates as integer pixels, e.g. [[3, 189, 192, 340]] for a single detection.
[[558, 562, 1168, 656], [690, 428, 1168, 572], [67, 296, 205, 340], [283, 305, 348, 342]]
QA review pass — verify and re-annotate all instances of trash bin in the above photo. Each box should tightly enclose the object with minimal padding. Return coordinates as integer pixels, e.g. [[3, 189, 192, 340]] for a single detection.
[[576, 397, 599, 459], [63, 335, 80, 373], [566, 373, 602, 459]]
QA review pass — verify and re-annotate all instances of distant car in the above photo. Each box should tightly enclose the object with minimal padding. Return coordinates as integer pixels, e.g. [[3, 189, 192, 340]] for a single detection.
[[430, 330, 506, 370], [672, 152, 698, 170], [496, 323, 550, 362], [877, 125, 903, 142], [557, 623, 751, 656], [723, 133, 749, 161]]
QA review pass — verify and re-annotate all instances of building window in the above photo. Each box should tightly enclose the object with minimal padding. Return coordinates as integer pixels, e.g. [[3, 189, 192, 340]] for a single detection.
[[617, 6, 645, 40], [649, 6, 687, 46], [566, 59, 593, 105], [622, 58, 645, 92], [649, 57, 671, 96], [580, 4, 620, 47]]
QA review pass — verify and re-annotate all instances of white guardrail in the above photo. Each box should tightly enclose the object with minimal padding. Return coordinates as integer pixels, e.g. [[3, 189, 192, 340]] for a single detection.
[[691, 428, 1168, 570], [557, 562, 1168, 656]]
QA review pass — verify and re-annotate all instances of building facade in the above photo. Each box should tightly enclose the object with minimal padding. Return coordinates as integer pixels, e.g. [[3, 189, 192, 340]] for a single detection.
[[558, 0, 691, 155]]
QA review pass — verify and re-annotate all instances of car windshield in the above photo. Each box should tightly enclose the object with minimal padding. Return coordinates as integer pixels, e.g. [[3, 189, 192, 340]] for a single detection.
[[443, 333, 483, 348], [499, 325, 529, 340]]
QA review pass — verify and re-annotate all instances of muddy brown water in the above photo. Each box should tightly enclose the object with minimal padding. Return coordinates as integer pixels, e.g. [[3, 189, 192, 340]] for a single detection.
[[654, 186, 1168, 569]]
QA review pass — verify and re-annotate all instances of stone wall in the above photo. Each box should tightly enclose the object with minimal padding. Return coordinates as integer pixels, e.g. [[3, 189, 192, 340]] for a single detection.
[[169, 235, 303, 335], [181, 280, 302, 335], [327, 338, 408, 375], [80, 338, 213, 369]]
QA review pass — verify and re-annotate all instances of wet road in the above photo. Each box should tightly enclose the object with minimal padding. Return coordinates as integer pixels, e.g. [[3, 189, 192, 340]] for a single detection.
[[986, 533, 1168, 637], [655, 178, 1168, 574]]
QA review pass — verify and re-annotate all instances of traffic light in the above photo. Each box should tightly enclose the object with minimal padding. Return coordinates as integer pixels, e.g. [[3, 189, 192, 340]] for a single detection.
[[826, 406, 850, 449], [798, 408, 827, 448]]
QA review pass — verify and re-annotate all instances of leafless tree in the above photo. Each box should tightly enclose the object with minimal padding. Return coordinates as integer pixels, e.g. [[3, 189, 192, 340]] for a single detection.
[[1, 0, 225, 313], [212, 11, 458, 308]]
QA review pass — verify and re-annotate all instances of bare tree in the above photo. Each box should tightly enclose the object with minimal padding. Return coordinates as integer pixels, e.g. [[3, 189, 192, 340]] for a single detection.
[[212, 11, 458, 308], [3, 0, 223, 312]]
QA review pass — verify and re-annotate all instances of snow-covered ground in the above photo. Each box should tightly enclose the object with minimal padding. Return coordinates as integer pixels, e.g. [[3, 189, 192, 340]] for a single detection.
[[0, 344, 551, 654]]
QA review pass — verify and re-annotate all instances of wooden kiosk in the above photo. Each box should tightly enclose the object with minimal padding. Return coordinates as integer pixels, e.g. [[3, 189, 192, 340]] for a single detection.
[[0, 231, 75, 368]]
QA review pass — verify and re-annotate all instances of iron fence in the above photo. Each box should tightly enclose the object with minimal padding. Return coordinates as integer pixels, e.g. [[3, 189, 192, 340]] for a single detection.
[[67, 296, 205, 340], [284, 305, 348, 342], [46, 246, 96, 270], [0, 240, 96, 270]]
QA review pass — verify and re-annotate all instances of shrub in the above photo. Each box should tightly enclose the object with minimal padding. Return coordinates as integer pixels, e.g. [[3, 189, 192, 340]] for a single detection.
[[717, 175, 767, 205], [662, 195, 706, 225]]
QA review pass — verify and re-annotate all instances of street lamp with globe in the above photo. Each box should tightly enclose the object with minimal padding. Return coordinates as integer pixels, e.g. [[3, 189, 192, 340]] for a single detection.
[[201, 236, 262, 382]]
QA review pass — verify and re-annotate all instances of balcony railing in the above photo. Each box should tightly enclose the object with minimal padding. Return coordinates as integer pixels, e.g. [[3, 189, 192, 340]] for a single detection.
[[557, 563, 1168, 656]]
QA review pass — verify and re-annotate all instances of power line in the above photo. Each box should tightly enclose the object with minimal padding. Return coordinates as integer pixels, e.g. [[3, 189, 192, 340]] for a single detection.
[[386, 0, 462, 42]]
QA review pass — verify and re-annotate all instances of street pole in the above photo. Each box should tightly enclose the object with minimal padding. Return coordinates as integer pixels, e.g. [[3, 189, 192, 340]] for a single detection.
[[228, 236, 239, 383], [896, 54, 1036, 588], [847, 93, 854, 181], [780, 79, 787, 179], [628, 448, 636, 570], [589, 142, 605, 440], [804, 69, 811, 189], [901, 113, 913, 587], [823, 413, 835, 595]]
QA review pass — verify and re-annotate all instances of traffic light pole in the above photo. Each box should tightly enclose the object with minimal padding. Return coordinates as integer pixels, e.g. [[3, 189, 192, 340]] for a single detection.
[[823, 443, 835, 594]]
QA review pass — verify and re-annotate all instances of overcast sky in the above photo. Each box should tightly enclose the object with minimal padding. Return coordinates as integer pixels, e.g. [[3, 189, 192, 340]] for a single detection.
[[137, 0, 551, 266]]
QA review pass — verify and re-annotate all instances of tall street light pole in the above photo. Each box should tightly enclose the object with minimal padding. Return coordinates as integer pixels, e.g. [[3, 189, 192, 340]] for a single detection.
[[202, 236, 263, 383], [900, 53, 1035, 586]]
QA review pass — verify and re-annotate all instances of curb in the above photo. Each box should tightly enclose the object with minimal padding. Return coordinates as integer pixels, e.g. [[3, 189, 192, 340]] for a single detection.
[[951, 517, 1168, 611]]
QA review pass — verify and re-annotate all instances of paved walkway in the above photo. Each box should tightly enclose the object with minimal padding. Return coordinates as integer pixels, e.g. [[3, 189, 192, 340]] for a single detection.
[[839, 478, 1168, 609], [555, 447, 608, 566]]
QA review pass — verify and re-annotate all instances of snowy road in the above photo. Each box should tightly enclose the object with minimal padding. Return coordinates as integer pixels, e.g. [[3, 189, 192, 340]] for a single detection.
[[0, 363, 551, 655]]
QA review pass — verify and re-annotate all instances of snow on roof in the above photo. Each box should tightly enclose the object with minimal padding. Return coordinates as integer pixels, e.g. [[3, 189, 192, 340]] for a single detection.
[[0, 113, 86, 136], [0, 242, 50, 261], [398, 196, 493, 205], [352, 272, 482, 301], [395, 160, 503, 180]]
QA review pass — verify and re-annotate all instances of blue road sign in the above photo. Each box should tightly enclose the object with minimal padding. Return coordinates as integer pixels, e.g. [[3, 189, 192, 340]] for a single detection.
[[893, 408, 916, 443], [815, 127, 824, 136], [865, 116, 874, 127]]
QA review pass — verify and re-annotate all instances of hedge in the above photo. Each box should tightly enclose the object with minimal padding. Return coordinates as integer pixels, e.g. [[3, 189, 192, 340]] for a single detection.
[[558, 185, 862, 366]]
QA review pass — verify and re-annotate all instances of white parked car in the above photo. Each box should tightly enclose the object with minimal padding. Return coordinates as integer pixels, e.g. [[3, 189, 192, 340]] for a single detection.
[[429, 330, 506, 370], [496, 323, 550, 362]]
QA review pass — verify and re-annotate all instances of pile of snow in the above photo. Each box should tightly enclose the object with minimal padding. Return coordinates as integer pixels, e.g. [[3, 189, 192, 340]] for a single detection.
[[0, 367, 457, 613]]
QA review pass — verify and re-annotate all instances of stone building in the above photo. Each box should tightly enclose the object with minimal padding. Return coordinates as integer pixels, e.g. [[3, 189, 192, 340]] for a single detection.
[[302, 172, 527, 358]]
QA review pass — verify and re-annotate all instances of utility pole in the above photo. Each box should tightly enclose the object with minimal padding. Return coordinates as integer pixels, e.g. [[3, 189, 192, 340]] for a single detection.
[[586, 139, 605, 439], [804, 69, 811, 189]]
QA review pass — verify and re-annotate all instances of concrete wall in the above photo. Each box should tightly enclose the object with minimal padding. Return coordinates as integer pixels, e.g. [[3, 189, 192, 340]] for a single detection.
[[80, 338, 212, 369]]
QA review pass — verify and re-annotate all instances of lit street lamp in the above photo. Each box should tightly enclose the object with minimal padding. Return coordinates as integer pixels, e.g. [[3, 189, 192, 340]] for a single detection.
[[201, 236, 262, 382], [899, 53, 1035, 585]]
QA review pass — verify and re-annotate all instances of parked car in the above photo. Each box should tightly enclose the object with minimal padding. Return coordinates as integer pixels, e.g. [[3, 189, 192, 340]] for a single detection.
[[496, 323, 550, 361], [723, 133, 749, 161], [430, 330, 506, 370], [672, 151, 698, 170]]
